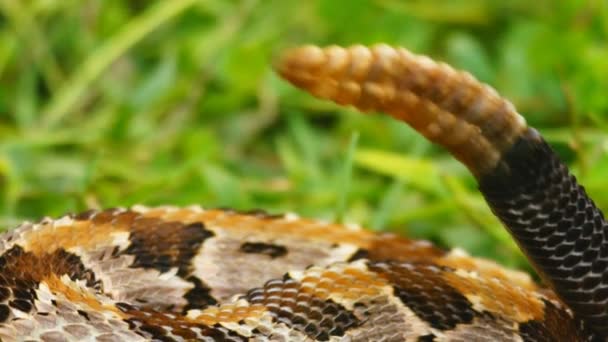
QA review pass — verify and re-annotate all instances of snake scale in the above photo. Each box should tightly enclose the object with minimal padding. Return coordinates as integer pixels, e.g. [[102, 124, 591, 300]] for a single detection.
[[0, 44, 606, 341]]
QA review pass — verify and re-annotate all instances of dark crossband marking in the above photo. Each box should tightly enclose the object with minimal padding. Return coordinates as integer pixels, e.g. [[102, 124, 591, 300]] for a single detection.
[[124, 220, 214, 276], [239, 242, 288, 258], [369, 262, 476, 330], [245, 275, 360, 341]]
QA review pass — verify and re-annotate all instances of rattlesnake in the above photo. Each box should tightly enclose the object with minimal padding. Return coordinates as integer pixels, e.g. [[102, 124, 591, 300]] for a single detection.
[[0, 44, 605, 341]]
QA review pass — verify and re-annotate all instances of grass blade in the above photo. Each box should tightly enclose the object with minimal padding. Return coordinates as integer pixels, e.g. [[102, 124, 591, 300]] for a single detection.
[[40, 0, 199, 128]]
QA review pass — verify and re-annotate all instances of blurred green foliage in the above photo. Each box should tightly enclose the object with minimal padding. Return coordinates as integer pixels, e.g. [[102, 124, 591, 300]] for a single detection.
[[0, 0, 607, 271]]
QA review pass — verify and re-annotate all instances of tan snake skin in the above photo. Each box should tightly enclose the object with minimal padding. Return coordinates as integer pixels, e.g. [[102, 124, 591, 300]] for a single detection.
[[0, 45, 603, 341]]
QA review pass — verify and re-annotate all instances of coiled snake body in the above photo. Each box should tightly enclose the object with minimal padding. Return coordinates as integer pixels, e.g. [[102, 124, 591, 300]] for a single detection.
[[0, 45, 606, 341]]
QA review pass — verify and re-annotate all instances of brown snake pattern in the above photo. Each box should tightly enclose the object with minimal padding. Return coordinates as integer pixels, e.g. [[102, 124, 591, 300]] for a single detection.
[[0, 44, 605, 341]]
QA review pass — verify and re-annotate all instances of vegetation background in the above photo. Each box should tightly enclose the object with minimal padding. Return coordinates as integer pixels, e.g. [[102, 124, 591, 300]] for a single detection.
[[0, 0, 607, 272]]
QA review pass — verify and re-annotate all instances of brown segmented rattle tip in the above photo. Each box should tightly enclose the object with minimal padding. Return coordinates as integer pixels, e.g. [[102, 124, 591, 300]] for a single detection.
[[275, 44, 528, 177]]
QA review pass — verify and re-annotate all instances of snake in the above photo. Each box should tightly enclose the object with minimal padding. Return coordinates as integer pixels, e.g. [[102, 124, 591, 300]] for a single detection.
[[0, 44, 606, 341]]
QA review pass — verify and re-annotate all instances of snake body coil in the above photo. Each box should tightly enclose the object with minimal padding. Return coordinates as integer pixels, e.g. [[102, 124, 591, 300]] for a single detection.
[[0, 44, 605, 341]]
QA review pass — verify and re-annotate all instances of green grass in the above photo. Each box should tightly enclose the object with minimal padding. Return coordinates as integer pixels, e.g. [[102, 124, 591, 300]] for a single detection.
[[0, 0, 607, 273]]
